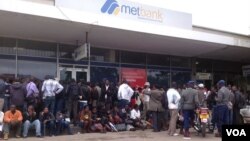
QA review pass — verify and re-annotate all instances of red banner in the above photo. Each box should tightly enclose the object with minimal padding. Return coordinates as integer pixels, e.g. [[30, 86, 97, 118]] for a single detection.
[[121, 68, 147, 88]]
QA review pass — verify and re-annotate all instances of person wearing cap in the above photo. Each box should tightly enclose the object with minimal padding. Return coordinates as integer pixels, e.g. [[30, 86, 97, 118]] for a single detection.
[[215, 80, 231, 137], [180, 81, 199, 139], [141, 82, 150, 120], [197, 83, 206, 107]]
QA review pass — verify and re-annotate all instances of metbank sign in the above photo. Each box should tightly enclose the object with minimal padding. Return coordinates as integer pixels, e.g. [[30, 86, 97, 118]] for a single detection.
[[101, 0, 163, 22], [55, 0, 192, 29]]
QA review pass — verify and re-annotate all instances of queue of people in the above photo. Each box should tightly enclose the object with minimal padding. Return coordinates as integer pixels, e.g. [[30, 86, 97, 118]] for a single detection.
[[0, 74, 248, 140]]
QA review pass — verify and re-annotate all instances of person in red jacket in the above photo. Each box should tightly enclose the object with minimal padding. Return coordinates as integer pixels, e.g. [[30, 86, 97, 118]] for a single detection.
[[3, 105, 23, 140]]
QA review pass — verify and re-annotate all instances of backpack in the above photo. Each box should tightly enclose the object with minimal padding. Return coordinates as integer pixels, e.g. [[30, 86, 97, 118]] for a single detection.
[[161, 93, 168, 109]]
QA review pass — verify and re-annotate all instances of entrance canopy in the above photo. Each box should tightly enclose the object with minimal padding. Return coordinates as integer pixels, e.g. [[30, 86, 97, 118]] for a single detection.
[[1, 10, 250, 63]]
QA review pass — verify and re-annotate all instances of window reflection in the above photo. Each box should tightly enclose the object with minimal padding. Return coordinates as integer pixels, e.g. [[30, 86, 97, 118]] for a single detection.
[[171, 71, 191, 87], [147, 69, 170, 89], [90, 67, 119, 84]]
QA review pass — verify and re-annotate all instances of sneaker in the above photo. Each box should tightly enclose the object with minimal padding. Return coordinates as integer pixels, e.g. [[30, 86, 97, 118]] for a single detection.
[[3, 133, 9, 140], [16, 135, 21, 138], [173, 133, 179, 136]]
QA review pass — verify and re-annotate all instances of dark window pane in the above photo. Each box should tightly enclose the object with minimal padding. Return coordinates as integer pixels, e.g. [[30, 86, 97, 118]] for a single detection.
[[18, 39, 56, 57], [91, 47, 119, 63], [121, 51, 146, 64], [59, 44, 81, 60], [171, 71, 191, 87], [90, 67, 119, 84], [18, 60, 56, 80], [171, 56, 190, 68], [147, 54, 170, 66], [196, 59, 213, 72], [0, 37, 16, 55], [0, 59, 16, 76], [147, 69, 170, 89]]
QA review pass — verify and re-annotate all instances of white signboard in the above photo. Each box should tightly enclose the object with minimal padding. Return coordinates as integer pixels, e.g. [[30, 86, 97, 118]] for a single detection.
[[55, 0, 192, 29], [73, 43, 89, 61], [196, 73, 212, 80]]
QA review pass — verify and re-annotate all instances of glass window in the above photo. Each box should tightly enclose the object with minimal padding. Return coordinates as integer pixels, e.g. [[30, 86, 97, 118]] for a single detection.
[[18, 39, 56, 57], [59, 44, 79, 59], [147, 69, 170, 89], [18, 60, 56, 80], [171, 56, 190, 68], [147, 54, 170, 66], [0, 37, 16, 55], [0, 59, 16, 76], [196, 59, 213, 72], [171, 71, 191, 87], [90, 67, 119, 84], [121, 51, 146, 65], [91, 47, 119, 63]]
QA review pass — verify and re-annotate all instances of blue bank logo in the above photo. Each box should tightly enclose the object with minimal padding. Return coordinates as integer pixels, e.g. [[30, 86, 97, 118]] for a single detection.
[[101, 0, 120, 15]]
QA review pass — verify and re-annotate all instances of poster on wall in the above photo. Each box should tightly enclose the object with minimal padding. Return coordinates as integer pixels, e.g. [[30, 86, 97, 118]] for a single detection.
[[121, 68, 147, 88]]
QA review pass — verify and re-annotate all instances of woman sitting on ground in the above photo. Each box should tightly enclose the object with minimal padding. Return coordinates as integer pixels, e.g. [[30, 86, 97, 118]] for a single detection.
[[91, 107, 106, 133], [130, 104, 145, 130]]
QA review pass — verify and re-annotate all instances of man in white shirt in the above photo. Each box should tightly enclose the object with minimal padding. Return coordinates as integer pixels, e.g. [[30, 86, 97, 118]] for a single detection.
[[41, 75, 63, 114], [167, 82, 181, 136], [117, 80, 134, 109], [142, 82, 150, 120]]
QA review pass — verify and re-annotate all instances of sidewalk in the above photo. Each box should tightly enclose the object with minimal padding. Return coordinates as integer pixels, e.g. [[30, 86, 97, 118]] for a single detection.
[[7, 130, 221, 141]]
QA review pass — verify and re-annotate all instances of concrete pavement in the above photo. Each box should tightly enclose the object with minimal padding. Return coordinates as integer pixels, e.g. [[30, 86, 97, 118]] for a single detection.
[[7, 130, 221, 141]]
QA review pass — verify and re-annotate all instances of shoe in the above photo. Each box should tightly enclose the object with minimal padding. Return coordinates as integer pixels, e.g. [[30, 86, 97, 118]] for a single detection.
[[183, 131, 191, 139], [3, 133, 9, 140], [179, 129, 184, 135], [36, 135, 42, 138], [16, 135, 21, 138], [173, 133, 179, 136]]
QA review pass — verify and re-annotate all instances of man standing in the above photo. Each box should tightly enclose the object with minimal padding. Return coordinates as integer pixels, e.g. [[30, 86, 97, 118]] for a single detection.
[[180, 81, 199, 139], [101, 80, 114, 110], [117, 80, 134, 109], [232, 86, 245, 124], [141, 82, 150, 120], [167, 82, 181, 136], [41, 75, 63, 114], [9, 79, 26, 112], [3, 105, 23, 140], [0, 76, 6, 111], [148, 85, 165, 132], [215, 80, 230, 137], [26, 77, 39, 108]]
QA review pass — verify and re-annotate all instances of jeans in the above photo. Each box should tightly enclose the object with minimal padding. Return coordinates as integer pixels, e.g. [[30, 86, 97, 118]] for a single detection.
[[183, 110, 195, 130], [55, 98, 64, 114], [228, 109, 233, 125], [44, 96, 55, 114], [56, 120, 72, 135], [23, 120, 41, 137], [41, 120, 55, 136], [119, 99, 129, 109], [216, 105, 229, 133]]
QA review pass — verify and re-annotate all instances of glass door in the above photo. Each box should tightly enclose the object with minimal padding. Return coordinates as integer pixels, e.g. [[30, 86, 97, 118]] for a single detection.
[[59, 66, 89, 82]]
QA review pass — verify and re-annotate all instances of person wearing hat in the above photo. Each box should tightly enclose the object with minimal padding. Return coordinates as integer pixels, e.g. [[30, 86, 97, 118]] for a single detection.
[[141, 82, 150, 120], [197, 83, 206, 107], [215, 80, 231, 137], [180, 81, 199, 139]]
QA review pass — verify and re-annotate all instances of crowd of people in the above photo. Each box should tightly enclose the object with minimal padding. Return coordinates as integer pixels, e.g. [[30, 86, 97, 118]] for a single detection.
[[0, 75, 248, 140]]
